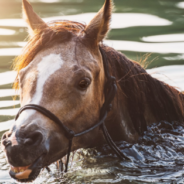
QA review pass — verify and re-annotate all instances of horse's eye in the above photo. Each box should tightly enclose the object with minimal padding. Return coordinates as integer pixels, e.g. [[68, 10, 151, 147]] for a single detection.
[[78, 78, 91, 90]]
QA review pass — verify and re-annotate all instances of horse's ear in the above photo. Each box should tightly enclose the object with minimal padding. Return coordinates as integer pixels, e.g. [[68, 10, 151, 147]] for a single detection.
[[22, 0, 47, 35], [84, 0, 113, 46]]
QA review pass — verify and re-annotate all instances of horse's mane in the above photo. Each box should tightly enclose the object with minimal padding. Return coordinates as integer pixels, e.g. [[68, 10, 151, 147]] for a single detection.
[[13, 20, 184, 134], [101, 45, 184, 135]]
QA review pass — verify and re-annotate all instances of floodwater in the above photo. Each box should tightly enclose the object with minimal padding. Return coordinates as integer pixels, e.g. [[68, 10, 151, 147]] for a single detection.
[[0, 0, 184, 183]]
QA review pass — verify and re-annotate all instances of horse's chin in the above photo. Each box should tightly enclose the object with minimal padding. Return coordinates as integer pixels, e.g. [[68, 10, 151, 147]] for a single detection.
[[8, 155, 45, 183]]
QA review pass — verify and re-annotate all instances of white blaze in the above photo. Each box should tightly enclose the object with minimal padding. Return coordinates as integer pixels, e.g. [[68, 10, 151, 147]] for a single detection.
[[16, 53, 64, 127], [31, 53, 64, 104]]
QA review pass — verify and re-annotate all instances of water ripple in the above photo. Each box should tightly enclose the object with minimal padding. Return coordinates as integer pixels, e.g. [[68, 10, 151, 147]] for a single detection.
[[0, 89, 19, 98], [1, 40, 184, 57], [0, 108, 19, 116], [105, 40, 184, 54], [0, 13, 172, 29], [0, 101, 19, 108], [0, 48, 22, 56], [147, 65, 184, 91], [0, 120, 14, 132], [142, 33, 184, 42], [0, 28, 16, 36], [177, 2, 184, 9], [0, 71, 16, 85]]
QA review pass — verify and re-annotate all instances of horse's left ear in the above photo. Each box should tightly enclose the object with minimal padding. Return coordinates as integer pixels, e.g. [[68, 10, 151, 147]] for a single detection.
[[84, 0, 113, 46]]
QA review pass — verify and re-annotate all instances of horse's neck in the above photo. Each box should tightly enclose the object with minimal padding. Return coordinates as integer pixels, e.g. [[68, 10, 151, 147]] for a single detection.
[[105, 90, 159, 143], [105, 91, 140, 143], [103, 46, 184, 143]]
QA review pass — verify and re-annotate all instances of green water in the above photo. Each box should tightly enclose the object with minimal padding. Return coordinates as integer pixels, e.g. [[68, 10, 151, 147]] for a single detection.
[[0, 0, 183, 183]]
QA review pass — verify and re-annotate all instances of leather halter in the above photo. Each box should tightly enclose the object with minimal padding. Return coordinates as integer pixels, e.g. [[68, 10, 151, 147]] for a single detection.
[[15, 47, 130, 172]]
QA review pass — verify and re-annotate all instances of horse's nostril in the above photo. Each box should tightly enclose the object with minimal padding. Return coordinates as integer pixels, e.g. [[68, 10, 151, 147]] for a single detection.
[[2, 132, 12, 140], [2, 139, 11, 147], [24, 132, 43, 146], [2, 134, 6, 140], [1, 132, 12, 148], [7, 133, 12, 138]]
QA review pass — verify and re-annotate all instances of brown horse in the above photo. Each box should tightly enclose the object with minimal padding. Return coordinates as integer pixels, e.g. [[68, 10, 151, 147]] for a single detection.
[[1, 0, 184, 182]]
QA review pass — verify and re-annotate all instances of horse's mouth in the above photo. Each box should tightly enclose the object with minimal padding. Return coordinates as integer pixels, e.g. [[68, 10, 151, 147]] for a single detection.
[[9, 155, 44, 183]]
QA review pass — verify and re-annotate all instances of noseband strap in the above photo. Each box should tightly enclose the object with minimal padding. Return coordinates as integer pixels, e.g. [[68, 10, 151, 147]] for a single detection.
[[15, 46, 129, 173]]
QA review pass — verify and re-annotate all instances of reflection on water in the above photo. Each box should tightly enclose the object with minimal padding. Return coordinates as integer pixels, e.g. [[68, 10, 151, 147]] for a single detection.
[[0, 29, 16, 36], [142, 33, 184, 42], [2, 39, 184, 56], [0, 42, 25, 47], [0, 101, 19, 108], [0, 48, 22, 56], [0, 120, 14, 132], [0, 71, 16, 85], [36, 0, 61, 3], [0, 89, 19, 98], [164, 54, 184, 61], [0, 108, 19, 116], [0, 0, 183, 183], [31, 0, 83, 2], [58, 122, 184, 183], [105, 40, 184, 54], [147, 65, 184, 91], [45, 13, 172, 29], [177, 2, 184, 9], [0, 13, 172, 29], [0, 19, 26, 28]]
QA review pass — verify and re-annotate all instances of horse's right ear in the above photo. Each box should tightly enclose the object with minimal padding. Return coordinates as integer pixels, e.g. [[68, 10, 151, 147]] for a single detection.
[[84, 0, 113, 47], [22, 0, 47, 36]]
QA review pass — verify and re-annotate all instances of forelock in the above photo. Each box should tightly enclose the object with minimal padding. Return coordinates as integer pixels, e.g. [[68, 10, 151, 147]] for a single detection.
[[13, 20, 86, 89]]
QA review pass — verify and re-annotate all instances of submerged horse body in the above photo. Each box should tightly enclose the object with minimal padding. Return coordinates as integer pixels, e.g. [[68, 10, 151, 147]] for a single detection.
[[1, 0, 184, 182]]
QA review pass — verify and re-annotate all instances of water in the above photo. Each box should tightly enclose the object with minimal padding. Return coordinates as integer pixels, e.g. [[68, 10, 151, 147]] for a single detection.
[[0, 0, 183, 183]]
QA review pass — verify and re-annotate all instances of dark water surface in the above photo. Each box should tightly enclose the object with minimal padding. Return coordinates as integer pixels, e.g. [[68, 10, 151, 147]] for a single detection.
[[0, 0, 184, 183]]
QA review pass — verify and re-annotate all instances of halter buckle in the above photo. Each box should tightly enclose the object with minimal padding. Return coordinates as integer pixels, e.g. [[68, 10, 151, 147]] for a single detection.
[[67, 130, 75, 140]]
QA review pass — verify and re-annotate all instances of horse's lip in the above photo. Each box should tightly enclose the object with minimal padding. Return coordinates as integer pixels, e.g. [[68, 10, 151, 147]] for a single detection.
[[10, 164, 31, 173], [9, 155, 44, 182]]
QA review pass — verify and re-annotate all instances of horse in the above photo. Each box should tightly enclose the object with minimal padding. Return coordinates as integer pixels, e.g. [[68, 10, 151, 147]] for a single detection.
[[1, 0, 184, 182]]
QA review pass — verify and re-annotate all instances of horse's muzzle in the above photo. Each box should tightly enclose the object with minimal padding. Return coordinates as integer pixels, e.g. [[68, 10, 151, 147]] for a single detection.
[[9, 154, 45, 182], [1, 128, 47, 182]]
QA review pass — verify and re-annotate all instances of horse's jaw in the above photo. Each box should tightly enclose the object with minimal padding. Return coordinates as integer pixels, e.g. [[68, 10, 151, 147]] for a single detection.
[[6, 149, 67, 182], [9, 155, 44, 183]]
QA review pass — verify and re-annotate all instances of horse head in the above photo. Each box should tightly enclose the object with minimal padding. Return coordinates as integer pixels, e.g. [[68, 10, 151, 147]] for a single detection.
[[1, 0, 113, 182]]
